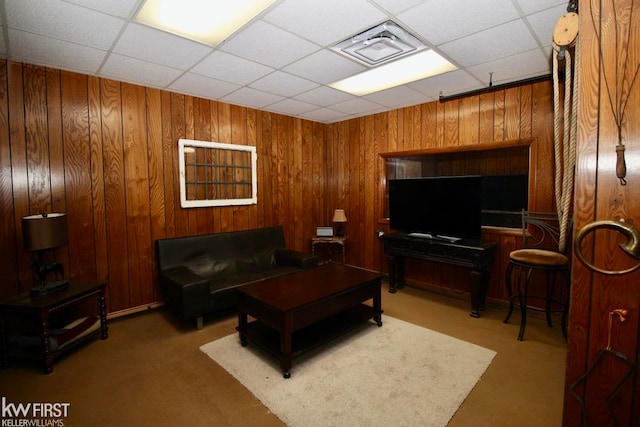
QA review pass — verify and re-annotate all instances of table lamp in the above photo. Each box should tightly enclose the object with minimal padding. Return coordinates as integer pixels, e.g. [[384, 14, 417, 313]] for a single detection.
[[333, 209, 347, 237], [22, 213, 70, 297]]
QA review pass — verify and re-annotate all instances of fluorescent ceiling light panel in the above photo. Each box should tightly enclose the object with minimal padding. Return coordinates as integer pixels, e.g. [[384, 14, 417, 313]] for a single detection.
[[329, 50, 457, 96], [136, 0, 277, 46]]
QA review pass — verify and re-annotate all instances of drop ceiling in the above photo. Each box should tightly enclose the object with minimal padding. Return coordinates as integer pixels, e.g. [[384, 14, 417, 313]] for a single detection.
[[0, 0, 569, 123]]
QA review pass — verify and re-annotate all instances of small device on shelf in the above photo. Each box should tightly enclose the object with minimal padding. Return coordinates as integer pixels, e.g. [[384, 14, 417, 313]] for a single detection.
[[316, 226, 334, 237]]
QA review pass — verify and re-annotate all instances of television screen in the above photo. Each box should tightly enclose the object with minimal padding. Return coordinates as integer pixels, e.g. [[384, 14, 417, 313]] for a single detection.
[[481, 175, 528, 211], [388, 176, 482, 240], [480, 175, 529, 227]]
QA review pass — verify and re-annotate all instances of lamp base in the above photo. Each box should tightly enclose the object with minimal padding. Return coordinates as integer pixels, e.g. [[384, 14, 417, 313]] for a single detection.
[[30, 280, 69, 298]]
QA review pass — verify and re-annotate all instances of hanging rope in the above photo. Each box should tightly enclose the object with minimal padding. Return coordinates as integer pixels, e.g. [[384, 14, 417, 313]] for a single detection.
[[552, 45, 578, 253], [552, 10, 579, 253]]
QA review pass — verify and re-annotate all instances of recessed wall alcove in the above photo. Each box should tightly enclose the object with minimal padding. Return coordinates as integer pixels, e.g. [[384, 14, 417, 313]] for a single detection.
[[380, 138, 536, 229]]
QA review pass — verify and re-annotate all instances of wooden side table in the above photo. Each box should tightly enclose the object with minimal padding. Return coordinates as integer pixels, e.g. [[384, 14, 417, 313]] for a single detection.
[[311, 237, 347, 264], [0, 280, 108, 374]]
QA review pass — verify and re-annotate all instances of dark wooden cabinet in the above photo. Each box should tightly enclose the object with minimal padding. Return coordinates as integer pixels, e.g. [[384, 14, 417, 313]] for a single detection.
[[0, 280, 108, 374], [383, 232, 496, 318]]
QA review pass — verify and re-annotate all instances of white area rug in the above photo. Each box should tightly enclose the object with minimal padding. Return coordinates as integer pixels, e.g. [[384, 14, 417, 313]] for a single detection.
[[200, 316, 496, 427]]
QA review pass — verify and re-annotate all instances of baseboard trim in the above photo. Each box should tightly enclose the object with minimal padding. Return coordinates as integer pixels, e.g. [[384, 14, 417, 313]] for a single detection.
[[107, 302, 165, 320]]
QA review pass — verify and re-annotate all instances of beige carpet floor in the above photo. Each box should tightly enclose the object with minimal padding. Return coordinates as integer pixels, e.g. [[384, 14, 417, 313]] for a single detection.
[[201, 316, 496, 426], [0, 282, 567, 426]]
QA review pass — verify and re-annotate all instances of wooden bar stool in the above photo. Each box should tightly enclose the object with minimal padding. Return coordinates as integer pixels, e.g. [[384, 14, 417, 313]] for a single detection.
[[503, 211, 571, 341]]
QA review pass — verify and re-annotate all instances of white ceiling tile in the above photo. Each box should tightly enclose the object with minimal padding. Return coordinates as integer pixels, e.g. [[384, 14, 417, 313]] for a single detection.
[[329, 98, 385, 115], [263, 0, 387, 46], [283, 50, 366, 84], [168, 73, 241, 100], [293, 86, 355, 106], [515, 0, 569, 15], [191, 51, 273, 85], [219, 20, 320, 68], [467, 49, 551, 85], [526, 5, 568, 46], [222, 87, 285, 109], [100, 53, 183, 88], [439, 20, 539, 68], [265, 98, 319, 116], [249, 71, 319, 97], [6, 0, 125, 50], [364, 85, 427, 109], [408, 69, 482, 99], [64, 0, 140, 18], [7, 29, 106, 74], [300, 108, 354, 123], [370, 0, 428, 15], [398, 0, 520, 45], [543, 44, 555, 58], [1, 0, 566, 123], [114, 23, 212, 69]]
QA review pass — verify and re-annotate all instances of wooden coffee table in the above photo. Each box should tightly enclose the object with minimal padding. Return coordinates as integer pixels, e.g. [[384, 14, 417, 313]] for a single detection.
[[237, 263, 383, 378]]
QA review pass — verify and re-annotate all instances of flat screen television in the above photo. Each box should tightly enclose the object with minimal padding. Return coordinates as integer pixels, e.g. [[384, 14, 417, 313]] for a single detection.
[[388, 176, 482, 240], [480, 175, 529, 227]]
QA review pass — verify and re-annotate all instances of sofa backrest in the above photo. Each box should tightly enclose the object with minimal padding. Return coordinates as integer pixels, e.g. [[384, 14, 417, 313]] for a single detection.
[[156, 226, 287, 278]]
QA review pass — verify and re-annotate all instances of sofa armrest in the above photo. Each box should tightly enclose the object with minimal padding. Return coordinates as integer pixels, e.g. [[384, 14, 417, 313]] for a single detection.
[[275, 248, 318, 270], [161, 266, 209, 288], [159, 266, 211, 320]]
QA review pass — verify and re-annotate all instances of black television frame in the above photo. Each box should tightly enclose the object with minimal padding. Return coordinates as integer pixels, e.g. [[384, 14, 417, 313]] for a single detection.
[[388, 175, 483, 241]]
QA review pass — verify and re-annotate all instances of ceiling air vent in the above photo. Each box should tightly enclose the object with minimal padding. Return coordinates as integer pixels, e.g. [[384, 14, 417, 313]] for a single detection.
[[331, 21, 428, 67]]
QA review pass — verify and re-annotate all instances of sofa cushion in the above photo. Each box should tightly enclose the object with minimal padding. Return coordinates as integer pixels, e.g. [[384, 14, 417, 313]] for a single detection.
[[186, 253, 237, 278], [209, 265, 301, 293], [255, 247, 276, 269]]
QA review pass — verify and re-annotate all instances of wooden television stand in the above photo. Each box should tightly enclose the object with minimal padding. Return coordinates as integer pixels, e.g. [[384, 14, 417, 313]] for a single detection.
[[383, 232, 496, 318]]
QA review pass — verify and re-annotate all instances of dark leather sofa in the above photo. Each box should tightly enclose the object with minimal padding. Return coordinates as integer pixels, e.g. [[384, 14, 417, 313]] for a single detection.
[[156, 226, 318, 329]]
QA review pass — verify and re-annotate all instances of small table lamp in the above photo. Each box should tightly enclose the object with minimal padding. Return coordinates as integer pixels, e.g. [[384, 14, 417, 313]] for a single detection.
[[22, 213, 70, 297], [333, 209, 347, 237]]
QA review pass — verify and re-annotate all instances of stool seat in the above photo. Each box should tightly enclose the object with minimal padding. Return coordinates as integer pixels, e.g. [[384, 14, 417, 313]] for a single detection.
[[510, 249, 568, 267]]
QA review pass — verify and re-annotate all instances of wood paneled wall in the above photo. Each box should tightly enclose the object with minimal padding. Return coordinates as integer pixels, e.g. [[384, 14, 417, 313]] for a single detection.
[[0, 58, 556, 314], [325, 80, 556, 301], [0, 61, 326, 313], [564, 0, 640, 424]]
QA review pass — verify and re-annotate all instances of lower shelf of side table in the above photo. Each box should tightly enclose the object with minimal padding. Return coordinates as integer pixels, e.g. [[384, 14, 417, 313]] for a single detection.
[[4, 316, 103, 365], [0, 280, 109, 374]]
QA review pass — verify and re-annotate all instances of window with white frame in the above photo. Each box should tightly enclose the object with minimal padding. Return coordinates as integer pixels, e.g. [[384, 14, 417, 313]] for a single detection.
[[178, 139, 257, 208]]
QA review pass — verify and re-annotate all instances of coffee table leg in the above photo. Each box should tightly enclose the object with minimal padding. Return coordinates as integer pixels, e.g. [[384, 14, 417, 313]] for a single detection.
[[374, 282, 383, 327], [280, 314, 292, 378], [282, 367, 291, 378], [238, 307, 248, 346]]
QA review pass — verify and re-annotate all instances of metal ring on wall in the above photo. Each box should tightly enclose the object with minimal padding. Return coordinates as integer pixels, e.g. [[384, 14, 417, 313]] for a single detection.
[[575, 220, 640, 275]]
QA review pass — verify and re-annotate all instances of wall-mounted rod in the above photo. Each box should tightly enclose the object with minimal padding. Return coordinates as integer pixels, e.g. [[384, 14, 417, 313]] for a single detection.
[[438, 74, 553, 102]]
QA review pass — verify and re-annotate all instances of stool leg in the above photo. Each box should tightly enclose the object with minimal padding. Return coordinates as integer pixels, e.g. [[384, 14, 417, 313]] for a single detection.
[[517, 268, 532, 341], [503, 262, 515, 324], [561, 269, 570, 340], [545, 270, 555, 328]]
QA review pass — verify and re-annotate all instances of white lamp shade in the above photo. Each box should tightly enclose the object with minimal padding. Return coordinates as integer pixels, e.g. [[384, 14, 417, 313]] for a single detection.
[[333, 209, 347, 223]]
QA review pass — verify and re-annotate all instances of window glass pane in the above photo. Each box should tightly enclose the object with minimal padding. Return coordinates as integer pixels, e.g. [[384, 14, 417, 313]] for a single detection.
[[179, 139, 257, 208]]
